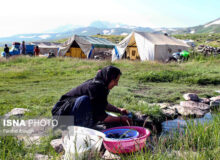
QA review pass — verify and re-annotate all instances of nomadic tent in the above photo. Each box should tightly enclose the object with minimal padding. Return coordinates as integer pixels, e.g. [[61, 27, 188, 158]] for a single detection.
[[112, 32, 190, 61], [58, 35, 115, 59], [30, 42, 61, 56]]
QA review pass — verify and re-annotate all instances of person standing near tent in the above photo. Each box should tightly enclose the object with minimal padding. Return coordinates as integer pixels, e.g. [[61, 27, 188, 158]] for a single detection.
[[34, 45, 40, 56], [52, 66, 132, 129], [20, 41, 26, 55], [180, 50, 190, 61], [4, 44, 10, 59]]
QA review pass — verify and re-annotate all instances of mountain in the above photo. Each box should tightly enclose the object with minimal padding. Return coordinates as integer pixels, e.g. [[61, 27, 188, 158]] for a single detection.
[[168, 18, 220, 34], [0, 22, 155, 45], [1, 18, 220, 46]]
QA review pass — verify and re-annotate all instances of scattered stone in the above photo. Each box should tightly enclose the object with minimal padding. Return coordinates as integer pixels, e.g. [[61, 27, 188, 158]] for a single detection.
[[161, 105, 179, 118], [180, 101, 210, 110], [175, 105, 209, 118], [215, 90, 220, 94], [4, 108, 30, 118], [199, 98, 210, 104], [17, 135, 42, 146], [156, 103, 172, 109], [102, 150, 120, 160], [50, 139, 64, 153], [168, 150, 198, 159], [34, 154, 49, 160], [183, 93, 199, 102], [210, 95, 220, 101], [210, 101, 220, 108]]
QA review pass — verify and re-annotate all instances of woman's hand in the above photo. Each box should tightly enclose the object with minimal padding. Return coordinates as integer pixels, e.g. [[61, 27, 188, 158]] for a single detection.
[[120, 115, 133, 126], [119, 108, 128, 115]]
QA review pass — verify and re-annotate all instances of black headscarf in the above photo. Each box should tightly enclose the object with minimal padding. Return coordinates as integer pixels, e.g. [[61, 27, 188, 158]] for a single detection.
[[93, 66, 122, 87]]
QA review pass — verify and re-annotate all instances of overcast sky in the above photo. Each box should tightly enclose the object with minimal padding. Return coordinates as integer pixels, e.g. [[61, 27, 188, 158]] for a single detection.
[[0, 0, 219, 37]]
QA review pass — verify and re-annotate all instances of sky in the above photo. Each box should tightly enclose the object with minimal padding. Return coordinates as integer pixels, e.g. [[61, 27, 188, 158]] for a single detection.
[[0, 0, 219, 37]]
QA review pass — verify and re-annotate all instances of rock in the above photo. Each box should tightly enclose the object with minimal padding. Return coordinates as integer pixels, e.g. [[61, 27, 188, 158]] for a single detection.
[[180, 101, 210, 110], [199, 98, 210, 104], [157, 103, 172, 109], [168, 150, 198, 159], [215, 90, 220, 94], [210, 101, 220, 108], [17, 135, 42, 146], [34, 154, 49, 160], [4, 108, 30, 118], [175, 105, 209, 117], [210, 95, 220, 101], [161, 105, 179, 118], [102, 150, 120, 160], [183, 93, 199, 102], [50, 139, 64, 153]]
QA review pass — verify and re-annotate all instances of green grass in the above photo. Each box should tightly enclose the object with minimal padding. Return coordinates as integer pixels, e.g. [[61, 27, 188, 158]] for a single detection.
[[174, 33, 220, 47], [0, 56, 220, 159]]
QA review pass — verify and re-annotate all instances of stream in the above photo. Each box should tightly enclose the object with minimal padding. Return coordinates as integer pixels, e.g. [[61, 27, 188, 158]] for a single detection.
[[161, 112, 213, 135]]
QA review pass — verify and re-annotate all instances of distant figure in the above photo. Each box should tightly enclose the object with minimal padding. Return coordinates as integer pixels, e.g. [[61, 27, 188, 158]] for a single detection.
[[20, 41, 26, 55], [48, 50, 56, 58], [172, 49, 182, 61], [34, 46, 40, 56], [165, 49, 182, 63], [4, 44, 10, 59]]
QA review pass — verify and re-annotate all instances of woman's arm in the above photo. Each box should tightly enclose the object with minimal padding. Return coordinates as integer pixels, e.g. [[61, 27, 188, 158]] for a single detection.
[[106, 103, 128, 115], [103, 115, 132, 125]]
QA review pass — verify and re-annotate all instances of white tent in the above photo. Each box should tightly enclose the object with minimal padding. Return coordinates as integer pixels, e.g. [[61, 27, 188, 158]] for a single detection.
[[112, 32, 190, 61]]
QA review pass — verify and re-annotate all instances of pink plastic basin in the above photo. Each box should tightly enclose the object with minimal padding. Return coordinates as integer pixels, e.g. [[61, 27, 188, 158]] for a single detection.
[[102, 126, 151, 154]]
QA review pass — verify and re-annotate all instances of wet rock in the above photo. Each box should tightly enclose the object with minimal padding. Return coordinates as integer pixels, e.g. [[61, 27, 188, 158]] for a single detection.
[[4, 108, 30, 118], [50, 139, 64, 153], [180, 101, 210, 110], [183, 93, 199, 102]]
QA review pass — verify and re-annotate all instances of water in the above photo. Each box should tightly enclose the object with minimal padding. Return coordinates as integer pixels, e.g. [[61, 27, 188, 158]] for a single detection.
[[161, 112, 213, 135]]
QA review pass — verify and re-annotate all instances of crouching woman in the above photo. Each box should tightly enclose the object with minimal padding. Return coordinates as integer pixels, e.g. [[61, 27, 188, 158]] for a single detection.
[[52, 66, 132, 129]]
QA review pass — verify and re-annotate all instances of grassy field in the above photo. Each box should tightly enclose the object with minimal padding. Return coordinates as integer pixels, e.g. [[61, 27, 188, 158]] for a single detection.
[[174, 33, 220, 47], [0, 56, 220, 159]]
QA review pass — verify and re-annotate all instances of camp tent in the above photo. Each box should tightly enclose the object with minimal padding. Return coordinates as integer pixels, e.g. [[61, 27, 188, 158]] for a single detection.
[[30, 42, 61, 56], [58, 35, 115, 59], [112, 32, 190, 61]]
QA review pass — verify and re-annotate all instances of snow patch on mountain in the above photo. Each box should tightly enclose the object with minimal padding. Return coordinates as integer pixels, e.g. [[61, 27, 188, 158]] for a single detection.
[[121, 33, 128, 36], [204, 19, 220, 28], [19, 35, 36, 39], [103, 30, 110, 35], [38, 35, 51, 39]]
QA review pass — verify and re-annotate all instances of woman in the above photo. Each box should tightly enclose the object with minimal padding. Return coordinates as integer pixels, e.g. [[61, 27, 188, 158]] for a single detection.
[[52, 66, 132, 129]]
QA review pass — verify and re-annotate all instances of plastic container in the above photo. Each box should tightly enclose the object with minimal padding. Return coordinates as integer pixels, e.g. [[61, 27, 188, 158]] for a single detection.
[[63, 126, 105, 160], [104, 128, 139, 140], [103, 126, 151, 154]]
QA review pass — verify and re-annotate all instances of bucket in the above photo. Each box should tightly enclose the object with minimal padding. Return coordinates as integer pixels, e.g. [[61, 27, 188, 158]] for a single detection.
[[103, 126, 151, 154], [104, 128, 139, 140], [63, 126, 105, 160]]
